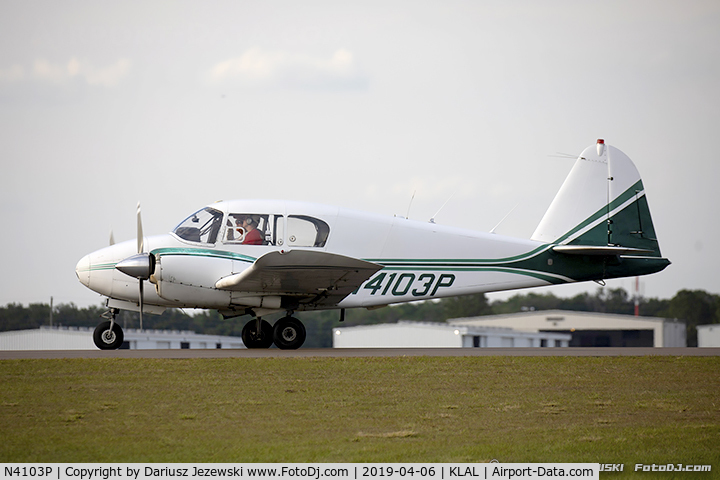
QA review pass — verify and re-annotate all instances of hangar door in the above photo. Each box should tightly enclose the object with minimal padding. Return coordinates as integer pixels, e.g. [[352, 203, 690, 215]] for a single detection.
[[546, 330, 653, 347]]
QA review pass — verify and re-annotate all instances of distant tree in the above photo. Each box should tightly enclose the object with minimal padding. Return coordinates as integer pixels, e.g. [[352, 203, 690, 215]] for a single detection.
[[442, 293, 492, 319], [149, 309, 199, 332], [0, 303, 45, 331], [666, 290, 720, 346], [638, 297, 670, 318], [598, 288, 635, 315], [490, 288, 638, 316], [53, 303, 106, 328], [559, 292, 595, 312], [0, 302, 106, 331], [491, 292, 564, 314]]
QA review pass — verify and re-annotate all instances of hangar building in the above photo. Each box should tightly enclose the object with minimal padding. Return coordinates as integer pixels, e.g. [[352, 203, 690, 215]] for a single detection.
[[332, 321, 571, 348], [697, 324, 720, 347], [449, 310, 686, 348], [0, 326, 245, 350]]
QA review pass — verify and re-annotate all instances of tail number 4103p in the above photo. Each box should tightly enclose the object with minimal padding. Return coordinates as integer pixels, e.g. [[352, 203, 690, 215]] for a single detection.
[[359, 272, 455, 298]]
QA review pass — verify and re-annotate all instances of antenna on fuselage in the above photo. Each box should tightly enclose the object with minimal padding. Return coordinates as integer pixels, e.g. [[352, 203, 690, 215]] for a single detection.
[[429, 193, 456, 224], [548, 152, 586, 160], [405, 190, 416, 219], [489, 203, 519, 234]]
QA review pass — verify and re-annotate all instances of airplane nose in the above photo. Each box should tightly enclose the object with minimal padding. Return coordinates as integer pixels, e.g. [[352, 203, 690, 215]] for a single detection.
[[76, 254, 91, 287]]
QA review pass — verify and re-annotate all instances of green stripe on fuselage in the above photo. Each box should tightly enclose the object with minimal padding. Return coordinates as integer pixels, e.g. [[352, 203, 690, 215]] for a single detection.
[[150, 247, 256, 263]]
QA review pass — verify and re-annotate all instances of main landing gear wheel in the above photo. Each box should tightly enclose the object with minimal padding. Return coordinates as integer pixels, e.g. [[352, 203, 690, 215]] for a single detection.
[[273, 316, 306, 350], [242, 318, 274, 349], [93, 320, 124, 350]]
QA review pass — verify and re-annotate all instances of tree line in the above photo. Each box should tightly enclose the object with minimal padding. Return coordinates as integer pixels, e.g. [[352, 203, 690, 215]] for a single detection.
[[1, 288, 718, 347]]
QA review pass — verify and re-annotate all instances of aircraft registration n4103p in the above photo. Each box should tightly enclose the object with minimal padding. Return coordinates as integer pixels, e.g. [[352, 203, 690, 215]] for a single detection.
[[76, 140, 670, 350]]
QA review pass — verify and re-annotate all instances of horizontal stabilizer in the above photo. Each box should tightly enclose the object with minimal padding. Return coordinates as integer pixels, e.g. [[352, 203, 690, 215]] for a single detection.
[[552, 245, 654, 256]]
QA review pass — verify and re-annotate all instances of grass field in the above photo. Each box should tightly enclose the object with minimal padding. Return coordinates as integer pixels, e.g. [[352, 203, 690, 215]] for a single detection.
[[0, 356, 718, 471]]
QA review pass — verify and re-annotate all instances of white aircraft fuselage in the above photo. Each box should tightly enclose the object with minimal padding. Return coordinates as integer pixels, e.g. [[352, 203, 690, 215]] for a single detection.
[[77, 201, 553, 312]]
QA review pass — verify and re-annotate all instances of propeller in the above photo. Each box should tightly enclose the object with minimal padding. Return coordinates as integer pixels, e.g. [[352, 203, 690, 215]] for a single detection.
[[114, 202, 154, 330], [137, 202, 144, 254]]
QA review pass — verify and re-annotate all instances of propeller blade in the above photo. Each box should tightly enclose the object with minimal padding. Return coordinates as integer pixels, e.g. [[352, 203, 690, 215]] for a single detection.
[[114, 251, 154, 331], [137, 202, 144, 254], [121, 202, 149, 331], [109, 229, 115, 246], [139, 280, 144, 331]]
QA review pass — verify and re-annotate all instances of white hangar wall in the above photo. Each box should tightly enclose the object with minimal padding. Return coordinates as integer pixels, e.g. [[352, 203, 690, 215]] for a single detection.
[[0, 326, 245, 350], [332, 321, 570, 348], [0, 326, 95, 350], [449, 310, 686, 348], [697, 324, 720, 347]]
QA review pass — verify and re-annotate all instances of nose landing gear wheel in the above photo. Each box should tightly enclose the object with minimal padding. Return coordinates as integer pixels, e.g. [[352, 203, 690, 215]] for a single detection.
[[93, 320, 124, 350], [273, 316, 306, 350], [242, 318, 274, 348]]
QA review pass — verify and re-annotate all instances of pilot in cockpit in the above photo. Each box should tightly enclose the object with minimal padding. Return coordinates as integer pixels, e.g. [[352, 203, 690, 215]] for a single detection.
[[241, 215, 263, 245], [227, 214, 264, 245]]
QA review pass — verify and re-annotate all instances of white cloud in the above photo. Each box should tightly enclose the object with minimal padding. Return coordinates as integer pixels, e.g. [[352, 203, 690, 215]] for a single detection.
[[0, 57, 131, 87], [32, 58, 69, 83], [207, 48, 367, 90], [0, 64, 25, 82], [78, 58, 131, 87]]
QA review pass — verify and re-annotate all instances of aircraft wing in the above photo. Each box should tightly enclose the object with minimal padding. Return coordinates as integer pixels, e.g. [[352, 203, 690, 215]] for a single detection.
[[215, 250, 383, 307]]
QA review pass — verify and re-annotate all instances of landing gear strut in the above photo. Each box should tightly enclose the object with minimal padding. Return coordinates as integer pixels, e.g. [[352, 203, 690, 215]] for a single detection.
[[93, 308, 124, 350]]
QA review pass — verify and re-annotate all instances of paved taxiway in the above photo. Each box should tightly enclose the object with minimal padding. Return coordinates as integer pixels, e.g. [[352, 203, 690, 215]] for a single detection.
[[1, 347, 719, 360]]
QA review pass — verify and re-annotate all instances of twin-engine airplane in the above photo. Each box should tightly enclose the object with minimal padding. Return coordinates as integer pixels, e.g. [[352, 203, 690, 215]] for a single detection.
[[76, 140, 670, 350]]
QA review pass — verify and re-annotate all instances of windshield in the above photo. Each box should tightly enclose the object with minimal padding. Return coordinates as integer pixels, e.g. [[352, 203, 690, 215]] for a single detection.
[[173, 207, 224, 244]]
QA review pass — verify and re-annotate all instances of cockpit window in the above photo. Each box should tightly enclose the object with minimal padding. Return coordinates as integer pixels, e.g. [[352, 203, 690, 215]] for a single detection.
[[173, 207, 224, 244], [287, 215, 330, 247], [221, 213, 330, 247], [225, 214, 273, 245]]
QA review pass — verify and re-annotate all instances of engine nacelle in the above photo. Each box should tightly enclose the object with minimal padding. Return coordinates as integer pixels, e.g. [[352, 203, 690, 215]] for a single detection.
[[153, 251, 281, 310], [154, 253, 234, 308]]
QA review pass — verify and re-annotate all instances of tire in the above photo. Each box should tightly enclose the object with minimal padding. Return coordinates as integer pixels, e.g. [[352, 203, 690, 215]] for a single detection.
[[273, 317, 306, 350], [93, 321, 124, 350], [242, 319, 274, 348]]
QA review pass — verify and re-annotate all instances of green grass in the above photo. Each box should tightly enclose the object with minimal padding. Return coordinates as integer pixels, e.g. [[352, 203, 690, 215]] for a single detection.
[[0, 356, 718, 470]]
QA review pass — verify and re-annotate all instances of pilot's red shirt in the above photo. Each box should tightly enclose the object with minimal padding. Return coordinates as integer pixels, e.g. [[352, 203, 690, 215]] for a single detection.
[[243, 228, 263, 245]]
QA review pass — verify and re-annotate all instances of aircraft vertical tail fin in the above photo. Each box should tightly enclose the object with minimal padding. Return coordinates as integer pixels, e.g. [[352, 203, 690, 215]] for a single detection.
[[531, 139, 663, 257]]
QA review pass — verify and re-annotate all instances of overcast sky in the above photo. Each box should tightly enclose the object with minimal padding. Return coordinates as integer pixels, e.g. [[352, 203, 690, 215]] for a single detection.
[[1, 1, 719, 309]]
